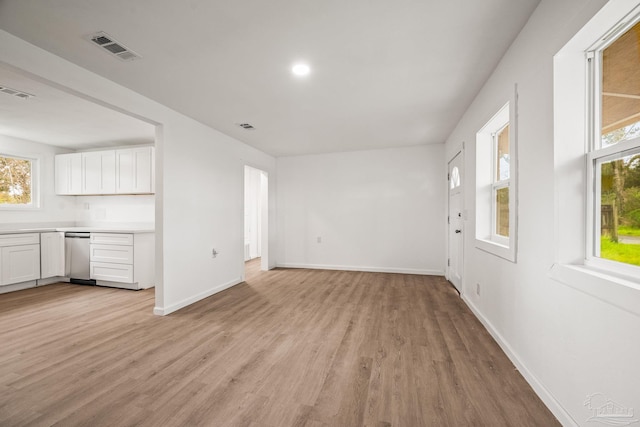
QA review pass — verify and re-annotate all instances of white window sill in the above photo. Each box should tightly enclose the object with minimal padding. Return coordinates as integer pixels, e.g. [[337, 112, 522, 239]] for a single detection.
[[475, 238, 516, 262], [549, 263, 640, 318], [0, 207, 41, 211]]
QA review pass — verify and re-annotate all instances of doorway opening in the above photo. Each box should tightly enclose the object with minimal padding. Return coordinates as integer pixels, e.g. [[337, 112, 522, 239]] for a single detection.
[[244, 165, 268, 281], [0, 63, 162, 308]]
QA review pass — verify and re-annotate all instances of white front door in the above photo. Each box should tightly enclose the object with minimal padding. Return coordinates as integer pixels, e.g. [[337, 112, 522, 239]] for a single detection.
[[448, 152, 463, 292]]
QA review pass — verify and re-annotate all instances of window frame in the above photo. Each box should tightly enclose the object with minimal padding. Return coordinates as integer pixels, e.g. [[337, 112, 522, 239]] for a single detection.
[[584, 14, 640, 277], [475, 96, 518, 262], [0, 152, 40, 210]]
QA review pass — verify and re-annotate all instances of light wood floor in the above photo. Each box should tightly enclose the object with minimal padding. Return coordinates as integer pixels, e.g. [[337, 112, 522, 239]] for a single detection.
[[0, 259, 559, 426]]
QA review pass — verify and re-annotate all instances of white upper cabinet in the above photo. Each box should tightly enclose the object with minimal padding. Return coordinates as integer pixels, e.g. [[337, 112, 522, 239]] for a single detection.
[[54, 153, 82, 195], [55, 147, 154, 195], [82, 150, 116, 194], [115, 147, 154, 194]]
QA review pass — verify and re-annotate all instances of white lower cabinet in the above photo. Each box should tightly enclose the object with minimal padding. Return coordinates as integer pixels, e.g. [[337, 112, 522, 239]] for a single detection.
[[90, 262, 134, 283], [90, 244, 134, 264], [89, 232, 154, 290], [1, 243, 40, 286], [40, 232, 65, 279]]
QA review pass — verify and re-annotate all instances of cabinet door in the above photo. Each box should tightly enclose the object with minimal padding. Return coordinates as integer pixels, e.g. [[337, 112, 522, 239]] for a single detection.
[[1, 244, 40, 285], [133, 147, 153, 193], [54, 153, 82, 195], [40, 232, 65, 279], [82, 151, 116, 194], [116, 147, 153, 194], [115, 149, 134, 194]]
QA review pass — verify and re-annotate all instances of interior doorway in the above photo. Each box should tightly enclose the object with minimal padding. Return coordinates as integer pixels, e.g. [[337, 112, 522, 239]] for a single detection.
[[244, 165, 269, 279], [448, 151, 463, 293]]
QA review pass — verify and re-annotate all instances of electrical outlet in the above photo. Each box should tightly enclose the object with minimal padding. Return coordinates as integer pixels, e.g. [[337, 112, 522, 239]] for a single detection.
[[476, 283, 481, 296], [317, 236, 322, 243]]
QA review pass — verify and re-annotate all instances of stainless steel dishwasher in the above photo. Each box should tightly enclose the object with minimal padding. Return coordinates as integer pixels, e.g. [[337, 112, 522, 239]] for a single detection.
[[65, 232, 96, 285]]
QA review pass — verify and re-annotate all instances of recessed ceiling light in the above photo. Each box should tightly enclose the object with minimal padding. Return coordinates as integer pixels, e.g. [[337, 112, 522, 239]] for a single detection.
[[292, 63, 311, 76]]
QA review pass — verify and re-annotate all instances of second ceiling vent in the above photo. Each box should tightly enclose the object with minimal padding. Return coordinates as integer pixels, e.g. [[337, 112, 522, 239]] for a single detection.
[[88, 31, 141, 61], [0, 85, 34, 99]]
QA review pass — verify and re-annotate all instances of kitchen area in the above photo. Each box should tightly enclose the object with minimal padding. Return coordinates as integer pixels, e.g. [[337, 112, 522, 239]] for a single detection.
[[0, 65, 157, 295]]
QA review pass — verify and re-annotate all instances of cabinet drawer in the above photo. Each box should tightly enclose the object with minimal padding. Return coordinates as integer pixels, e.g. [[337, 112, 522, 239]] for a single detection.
[[90, 233, 133, 246], [90, 262, 134, 283], [90, 244, 133, 264], [0, 233, 39, 247]]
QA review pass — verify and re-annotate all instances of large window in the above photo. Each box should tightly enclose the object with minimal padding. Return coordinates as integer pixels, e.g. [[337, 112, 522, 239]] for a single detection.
[[551, 1, 640, 314], [0, 154, 36, 208], [587, 17, 640, 274], [476, 100, 517, 261]]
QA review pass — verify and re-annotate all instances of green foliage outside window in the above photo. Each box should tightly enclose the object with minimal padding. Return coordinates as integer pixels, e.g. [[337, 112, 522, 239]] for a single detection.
[[600, 124, 640, 266], [0, 155, 32, 205]]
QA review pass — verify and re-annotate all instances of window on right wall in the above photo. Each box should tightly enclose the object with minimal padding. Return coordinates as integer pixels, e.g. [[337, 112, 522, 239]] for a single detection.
[[586, 17, 640, 275]]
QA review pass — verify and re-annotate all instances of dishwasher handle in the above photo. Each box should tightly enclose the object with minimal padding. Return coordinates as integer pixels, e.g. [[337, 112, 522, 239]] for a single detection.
[[65, 232, 91, 238]]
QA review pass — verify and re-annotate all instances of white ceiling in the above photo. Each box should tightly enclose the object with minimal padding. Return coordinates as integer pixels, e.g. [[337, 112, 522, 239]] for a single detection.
[[0, 65, 155, 149], [0, 0, 540, 156]]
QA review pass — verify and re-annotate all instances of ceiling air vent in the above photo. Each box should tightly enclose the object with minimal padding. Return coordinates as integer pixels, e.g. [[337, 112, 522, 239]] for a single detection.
[[237, 123, 255, 130], [0, 85, 34, 99], [88, 31, 141, 61]]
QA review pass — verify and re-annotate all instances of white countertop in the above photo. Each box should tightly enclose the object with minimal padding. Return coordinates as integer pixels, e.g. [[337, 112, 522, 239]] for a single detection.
[[0, 227, 154, 235], [56, 227, 154, 234]]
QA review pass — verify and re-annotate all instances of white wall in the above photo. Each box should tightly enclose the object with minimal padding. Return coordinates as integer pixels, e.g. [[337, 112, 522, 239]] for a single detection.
[[0, 134, 75, 229], [0, 29, 277, 316], [444, 0, 640, 425], [277, 145, 445, 275], [75, 195, 154, 228]]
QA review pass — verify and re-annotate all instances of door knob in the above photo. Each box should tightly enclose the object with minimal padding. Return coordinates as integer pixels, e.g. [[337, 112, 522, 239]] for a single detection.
[[455, 229, 462, 233]]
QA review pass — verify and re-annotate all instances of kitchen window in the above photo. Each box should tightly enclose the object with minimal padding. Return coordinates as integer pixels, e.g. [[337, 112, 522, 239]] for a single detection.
[[586, 17, 640, 274], [0, 153, 38, 209], [475, 100, 518, 262]]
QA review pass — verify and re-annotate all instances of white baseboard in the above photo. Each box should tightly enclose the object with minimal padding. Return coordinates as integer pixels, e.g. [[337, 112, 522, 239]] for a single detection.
[[276, 263, 444, 276], [1, 277, 67, 294], [153, 277, 242, 316], [461, 295, 577, 427], [38, 276, 69, 286], [0, 280, 37, 294]]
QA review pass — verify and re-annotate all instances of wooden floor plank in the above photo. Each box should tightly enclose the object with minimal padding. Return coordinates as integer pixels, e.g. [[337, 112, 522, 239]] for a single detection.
[[0, 259, 559, 426]]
